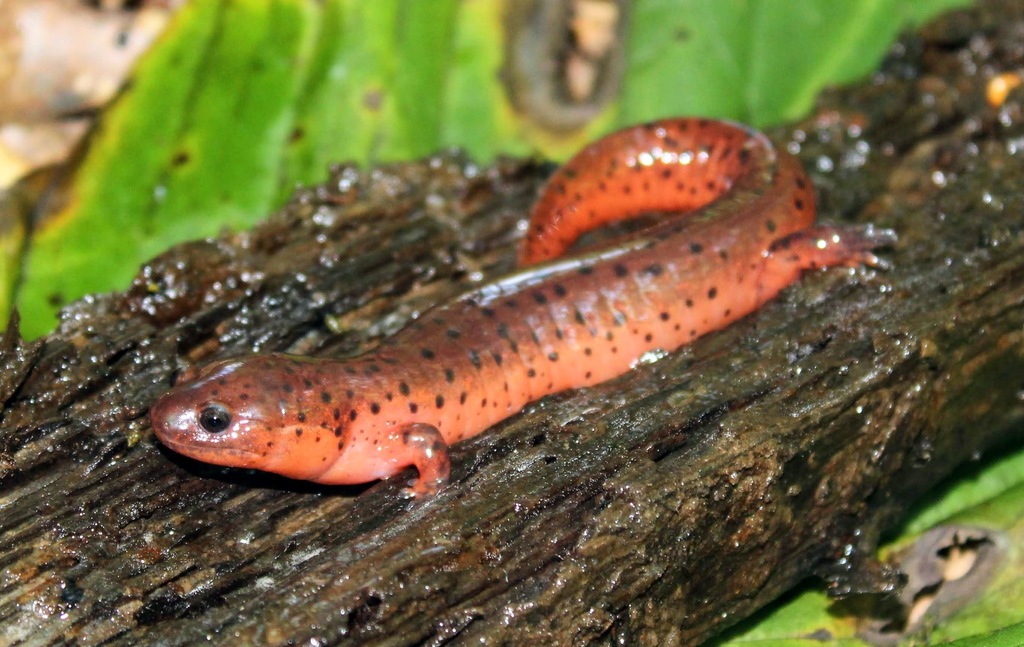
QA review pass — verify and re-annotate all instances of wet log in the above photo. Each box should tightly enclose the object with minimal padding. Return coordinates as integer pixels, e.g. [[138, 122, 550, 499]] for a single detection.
[[2, 1, 1024, 644]]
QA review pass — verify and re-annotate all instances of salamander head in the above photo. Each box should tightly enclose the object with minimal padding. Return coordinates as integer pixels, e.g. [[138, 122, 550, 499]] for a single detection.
[[149, 353, 350, 481]]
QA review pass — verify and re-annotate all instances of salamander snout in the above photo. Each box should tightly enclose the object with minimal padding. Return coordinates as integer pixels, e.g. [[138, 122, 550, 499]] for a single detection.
[[149, 392, 194, 439]]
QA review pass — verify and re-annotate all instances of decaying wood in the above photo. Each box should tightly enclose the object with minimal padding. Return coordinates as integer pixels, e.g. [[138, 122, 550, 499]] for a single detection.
[[3, 1, 1024, 644]]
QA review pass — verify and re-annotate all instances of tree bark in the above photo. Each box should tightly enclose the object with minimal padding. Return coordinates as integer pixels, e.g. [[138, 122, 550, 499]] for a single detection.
[[3, 1, 1024, 645]]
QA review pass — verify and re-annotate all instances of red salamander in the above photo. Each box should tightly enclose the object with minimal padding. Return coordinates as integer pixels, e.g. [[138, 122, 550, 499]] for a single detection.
[[150, 118, 895, 496]]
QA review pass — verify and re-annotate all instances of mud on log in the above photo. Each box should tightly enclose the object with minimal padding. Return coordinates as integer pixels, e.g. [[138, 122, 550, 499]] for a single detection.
[[2, 1, 1024, 644]]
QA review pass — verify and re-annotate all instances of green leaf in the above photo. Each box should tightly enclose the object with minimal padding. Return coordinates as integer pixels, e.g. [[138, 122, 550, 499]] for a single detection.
[[715, 445, 1024, 645], [16, 0, 316, 336], [940, 621, 1024, 647], [620, 0, 971, 126]]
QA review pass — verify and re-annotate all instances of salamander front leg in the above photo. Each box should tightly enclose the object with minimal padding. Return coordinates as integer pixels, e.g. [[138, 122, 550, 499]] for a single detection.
[[399, 423, 452, 498]]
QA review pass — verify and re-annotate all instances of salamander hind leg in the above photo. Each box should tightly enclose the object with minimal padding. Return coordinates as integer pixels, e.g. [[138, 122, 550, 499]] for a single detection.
[[767, 224, 898, 272], [399, 423, 452, 498]]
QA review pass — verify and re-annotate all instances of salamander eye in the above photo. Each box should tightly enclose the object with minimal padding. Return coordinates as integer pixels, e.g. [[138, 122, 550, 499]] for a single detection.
[[198, 404, 232, 433]]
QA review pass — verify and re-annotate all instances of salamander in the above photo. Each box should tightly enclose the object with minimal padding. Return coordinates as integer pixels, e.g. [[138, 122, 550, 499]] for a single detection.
[[149, 118, 895, 496]]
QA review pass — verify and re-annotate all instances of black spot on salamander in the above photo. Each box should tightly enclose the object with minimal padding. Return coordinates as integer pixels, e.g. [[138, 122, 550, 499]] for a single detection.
[[370, 402, 381, 414], [725, 308, 732, 317], [497, 323, 509, 339], [460, 391, 467, 404], [435, 395, 445, 409], [297, 412, 307, 423], [283, 383, 294, 393], [295, 429, 303, 437], [346, 388, 355, 399], [421, 348, 435, 360], [660, 311, 670, 321], [563, 168, 578, 179], [492, 352, 503, 366], [504, 299, 519, 309], [303, 378, 313, 388], [334, 427, 343, 438], [240, 393, 249, 401], [321, 391, 331, 404], [554, 328, 563, 340], [574, 309, 587, 325], [399, 381, 410, 396], [739, 149, 751, 163], [444, 368, 455, 383], [481, 307, 495, 318], [708, 287, 718, 299], [719, 250, 728, 260], [795, 198, 805, 210], [410, 402, 419, 413], [644, 263, 664, 277], [584, 347, 592, 355], [349, 409, 358, 421], [447, 328, 461, 339], [553, 284, 567, 297], [606, 331, 614, 341], [721, 145, 732, 159], [706, 181, 716, 192], [796, 177, 807, 189], [368, 363, 381, 373], [661, 168, 672, 178], [527, 368, 536, 377], [385, 392, 393, 401], [612, 311, 627, 326], [481, 398, 488, 408], [548, 352, 559, 362], [218, 378, 227, 386], [766, 219, 777, 233], [690, 242, 704, 254], [344, 366, 357, 376], [469, 350, 482, 369], [623, 185, 632, 195], [333, 408, 341, 420], [685, 298, 694, 308], [578, 265, 594, 276], [555, 183, 566, 195], [645, 333, 653, 342], [533, 291, 547, 305]]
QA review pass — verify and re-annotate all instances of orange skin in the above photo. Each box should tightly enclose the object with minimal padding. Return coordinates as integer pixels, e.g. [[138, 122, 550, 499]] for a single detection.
[[150, 118, 895, 496]]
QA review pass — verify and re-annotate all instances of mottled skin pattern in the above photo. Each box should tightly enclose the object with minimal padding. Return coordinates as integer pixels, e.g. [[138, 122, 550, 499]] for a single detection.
[[150, 118, 895, 496]]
